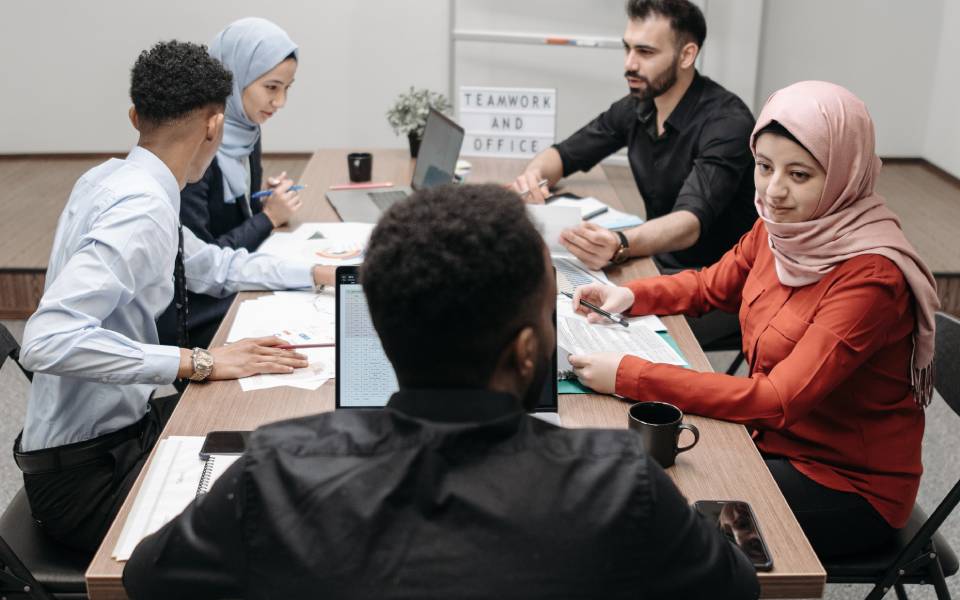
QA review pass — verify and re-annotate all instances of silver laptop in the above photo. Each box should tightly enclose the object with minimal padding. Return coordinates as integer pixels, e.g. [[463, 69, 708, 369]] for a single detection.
[[327, 110, 465, 223], [334, 266, 561, 425]]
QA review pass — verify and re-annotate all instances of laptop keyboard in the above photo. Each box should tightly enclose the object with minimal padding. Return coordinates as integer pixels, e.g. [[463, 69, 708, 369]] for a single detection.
[[368, 190, 409, 211]]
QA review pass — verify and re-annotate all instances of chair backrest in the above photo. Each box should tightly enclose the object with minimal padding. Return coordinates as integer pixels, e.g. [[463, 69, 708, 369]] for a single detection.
[[934, 311, 960, 417], [871, 311, 960, 592], [0, 323, 32, 382]]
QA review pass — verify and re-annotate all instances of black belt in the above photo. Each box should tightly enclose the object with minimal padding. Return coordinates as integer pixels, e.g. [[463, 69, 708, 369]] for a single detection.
[[13, 418, 146, 475]]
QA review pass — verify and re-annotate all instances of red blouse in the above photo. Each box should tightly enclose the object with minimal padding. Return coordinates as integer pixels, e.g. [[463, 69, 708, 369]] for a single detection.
[[615, 219, 923, 527]]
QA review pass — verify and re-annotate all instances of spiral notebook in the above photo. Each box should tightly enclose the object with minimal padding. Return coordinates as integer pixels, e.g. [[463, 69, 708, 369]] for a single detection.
[[113, 436, 242, 561], [197, 454, 242, 496]]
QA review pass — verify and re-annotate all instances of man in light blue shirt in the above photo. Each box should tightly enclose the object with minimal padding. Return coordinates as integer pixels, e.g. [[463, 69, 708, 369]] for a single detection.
[[14, 40, 333, 552]]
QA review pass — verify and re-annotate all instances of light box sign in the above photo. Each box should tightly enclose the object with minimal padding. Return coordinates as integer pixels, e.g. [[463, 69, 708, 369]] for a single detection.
[[459, 86, 556, 159]]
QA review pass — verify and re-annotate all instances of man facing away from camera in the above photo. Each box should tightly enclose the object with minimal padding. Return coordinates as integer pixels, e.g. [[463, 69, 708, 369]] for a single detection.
[[123, 184, 759, 600]]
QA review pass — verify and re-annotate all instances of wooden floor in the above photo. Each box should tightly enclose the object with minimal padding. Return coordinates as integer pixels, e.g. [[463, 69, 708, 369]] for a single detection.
[[0, 155, 310, 318], [1, 156, 958, 316]]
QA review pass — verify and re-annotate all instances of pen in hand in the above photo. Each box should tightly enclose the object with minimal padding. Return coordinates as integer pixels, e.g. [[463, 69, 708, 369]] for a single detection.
[[562, 290, 629, 328], [519, 178, 550, 198], [251, 185, 306, 199]]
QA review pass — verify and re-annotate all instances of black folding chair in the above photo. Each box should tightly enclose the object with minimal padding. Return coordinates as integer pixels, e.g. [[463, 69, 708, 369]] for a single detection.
[[0, 324, 89, 599], [824, 311, 960, 599]]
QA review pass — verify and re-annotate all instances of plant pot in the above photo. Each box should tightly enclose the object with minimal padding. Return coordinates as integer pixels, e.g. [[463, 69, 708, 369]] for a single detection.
[[407, 132, 422, 158]]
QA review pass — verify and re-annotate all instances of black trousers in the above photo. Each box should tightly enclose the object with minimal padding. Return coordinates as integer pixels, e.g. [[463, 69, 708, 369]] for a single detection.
[[765, 456, 896, 559], [653, 254, 743, 351], [20, 394, 180, 554]]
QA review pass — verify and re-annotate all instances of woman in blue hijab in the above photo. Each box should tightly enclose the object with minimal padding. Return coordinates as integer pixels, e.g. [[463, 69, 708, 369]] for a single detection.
[[159, 17, 304, 350]]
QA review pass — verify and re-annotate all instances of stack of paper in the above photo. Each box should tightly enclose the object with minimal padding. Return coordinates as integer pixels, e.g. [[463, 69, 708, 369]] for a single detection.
[[257, 222, 375, 266], [227, 291, 336, 391], [526, 204, 581, 254], [113, 436, 206, 561], [548, 195, 644, 231], [556, 294, 683, 366], [553, 255, 611, 296]]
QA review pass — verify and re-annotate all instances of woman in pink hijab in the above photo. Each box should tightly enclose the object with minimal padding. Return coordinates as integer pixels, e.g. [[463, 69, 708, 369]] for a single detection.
[[568, 81, 940, 558]]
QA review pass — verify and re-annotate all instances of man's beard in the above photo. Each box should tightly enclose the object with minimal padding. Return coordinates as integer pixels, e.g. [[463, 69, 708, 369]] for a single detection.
[[520, 351, 551, 413], [626, 56, 680, 101]]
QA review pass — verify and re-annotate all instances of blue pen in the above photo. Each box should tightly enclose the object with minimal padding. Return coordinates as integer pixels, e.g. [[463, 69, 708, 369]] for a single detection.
[[251, 185, 306, 199]]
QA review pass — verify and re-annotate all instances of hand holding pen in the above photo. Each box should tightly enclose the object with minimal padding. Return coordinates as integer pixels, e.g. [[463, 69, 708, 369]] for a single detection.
[[258, 177, 304, 227], [510, 170, 552, 204], [565, 285, 636, 327]]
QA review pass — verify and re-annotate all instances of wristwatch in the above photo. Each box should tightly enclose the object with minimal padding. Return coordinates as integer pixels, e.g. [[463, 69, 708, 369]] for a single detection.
[[189, 347, 215, 381], [611, 230, 630, 264]]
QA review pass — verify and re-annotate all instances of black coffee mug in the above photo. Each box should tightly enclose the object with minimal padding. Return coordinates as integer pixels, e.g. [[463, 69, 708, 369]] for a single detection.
[[347, 152, 372, 182], [628, 401, 699, 468]]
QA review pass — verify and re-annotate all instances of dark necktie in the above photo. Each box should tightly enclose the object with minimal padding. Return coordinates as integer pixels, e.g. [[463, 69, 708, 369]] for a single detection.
[[174, 225, 190, 349]]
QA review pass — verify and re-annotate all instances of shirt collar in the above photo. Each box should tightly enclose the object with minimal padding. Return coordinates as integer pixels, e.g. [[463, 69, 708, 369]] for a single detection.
[[664, 70, 705, 133], [126, 146, 181, 212], [634, 70, 706, 135], [387, 388, 525, 424]]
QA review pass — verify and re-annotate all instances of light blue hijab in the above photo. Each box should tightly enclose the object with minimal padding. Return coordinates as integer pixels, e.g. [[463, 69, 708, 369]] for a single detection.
[[209, 17, 298, 204]]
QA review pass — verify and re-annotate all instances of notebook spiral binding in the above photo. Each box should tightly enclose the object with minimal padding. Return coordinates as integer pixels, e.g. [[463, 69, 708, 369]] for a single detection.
[[196, 457, 217, 498]]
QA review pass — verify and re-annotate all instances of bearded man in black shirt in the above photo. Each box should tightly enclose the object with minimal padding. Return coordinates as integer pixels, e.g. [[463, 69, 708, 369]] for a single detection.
[[123, 184, 758, 600], [513, 0, 756, 349]]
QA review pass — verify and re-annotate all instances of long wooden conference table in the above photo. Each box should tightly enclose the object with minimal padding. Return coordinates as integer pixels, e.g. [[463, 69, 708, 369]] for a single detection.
[[86, 150, 825, 598]]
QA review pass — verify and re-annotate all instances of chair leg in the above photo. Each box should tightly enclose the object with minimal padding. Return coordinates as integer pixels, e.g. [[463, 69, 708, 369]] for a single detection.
[[929, 556, 952, 600], [894, 582, 909, 600]]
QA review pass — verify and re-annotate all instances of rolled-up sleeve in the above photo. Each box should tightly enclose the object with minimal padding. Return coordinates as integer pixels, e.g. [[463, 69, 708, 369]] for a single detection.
[[672, 112, 755, 235], [554, 96, 634, 176]]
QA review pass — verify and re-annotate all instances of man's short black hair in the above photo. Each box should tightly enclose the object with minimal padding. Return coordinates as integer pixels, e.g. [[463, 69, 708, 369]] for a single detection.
[[626, 0, 707, 49], [130, 40, 232, 125], [361, 184, 549, 387]]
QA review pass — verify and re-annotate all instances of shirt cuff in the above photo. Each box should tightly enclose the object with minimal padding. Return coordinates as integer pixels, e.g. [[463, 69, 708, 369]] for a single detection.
[[280, 262, 315, 290], [141, 344, 182, 385], [615, 354, 651, 400], [551, 143, 575, 177]]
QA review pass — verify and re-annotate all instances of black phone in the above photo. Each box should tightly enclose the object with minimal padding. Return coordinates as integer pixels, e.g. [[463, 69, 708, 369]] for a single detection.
[[694, 500, 774, 571], [199, 430, 251, 460]]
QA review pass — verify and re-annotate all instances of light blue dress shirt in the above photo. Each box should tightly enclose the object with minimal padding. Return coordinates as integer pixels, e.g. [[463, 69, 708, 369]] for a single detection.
[[19, 146, 313, 451]]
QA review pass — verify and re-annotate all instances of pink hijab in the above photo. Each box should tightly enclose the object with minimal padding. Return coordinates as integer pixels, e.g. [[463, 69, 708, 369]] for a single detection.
[[751, 81, 939, 406]]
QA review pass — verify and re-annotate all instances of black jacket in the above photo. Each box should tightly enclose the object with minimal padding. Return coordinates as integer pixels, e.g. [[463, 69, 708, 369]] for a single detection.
[[124, 389, 760, 600], [157, 140, 273, 349]]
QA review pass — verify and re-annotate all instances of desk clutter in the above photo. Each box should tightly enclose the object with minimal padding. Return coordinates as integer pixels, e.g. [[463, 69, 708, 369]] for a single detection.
[[228, 291, 336, 391], [257, 222, 374, 265]]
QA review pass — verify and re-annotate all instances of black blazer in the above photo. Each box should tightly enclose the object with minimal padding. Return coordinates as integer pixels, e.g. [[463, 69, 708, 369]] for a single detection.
[[181, 139, 273, 252], [157, 140, 274, 349]]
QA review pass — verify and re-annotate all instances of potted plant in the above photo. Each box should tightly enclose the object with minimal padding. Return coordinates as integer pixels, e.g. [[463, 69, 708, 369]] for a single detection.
[[386, 87, 453, 158]]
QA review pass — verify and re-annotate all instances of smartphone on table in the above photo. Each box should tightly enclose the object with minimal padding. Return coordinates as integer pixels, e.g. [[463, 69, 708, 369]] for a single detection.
[[199, 430, 251, 460], [694, 500, 774, 571]]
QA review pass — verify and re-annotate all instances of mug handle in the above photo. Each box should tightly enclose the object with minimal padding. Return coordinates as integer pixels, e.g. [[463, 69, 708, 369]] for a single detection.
[[676, 423, 700, 453]]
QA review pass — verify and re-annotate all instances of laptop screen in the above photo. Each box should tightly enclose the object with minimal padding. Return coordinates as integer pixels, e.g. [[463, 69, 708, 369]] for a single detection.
[[335, 266, 558, 411], [410, 110, 465, 191]]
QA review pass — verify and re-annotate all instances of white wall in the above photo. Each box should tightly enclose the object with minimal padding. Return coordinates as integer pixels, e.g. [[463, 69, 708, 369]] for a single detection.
[[453, 0, 626, 143], [700, 0, 764, 114], [755, 0, 944, 158], [0, 0, 767, 155], [1, 0, 956, 173], [924, 0, 960, 176], [0, 1, 451, 153]]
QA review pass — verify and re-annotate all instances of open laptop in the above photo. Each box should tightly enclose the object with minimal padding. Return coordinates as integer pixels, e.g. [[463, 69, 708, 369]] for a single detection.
[[327, 109, 465, 223], [335, 266, 561, 425]]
